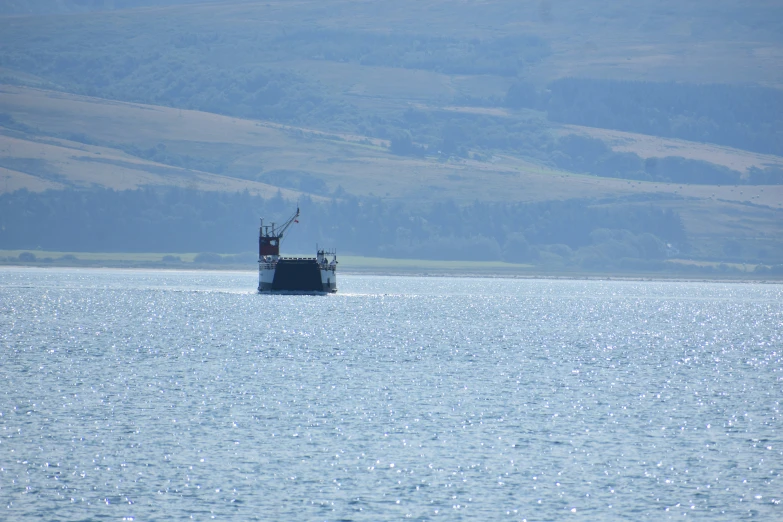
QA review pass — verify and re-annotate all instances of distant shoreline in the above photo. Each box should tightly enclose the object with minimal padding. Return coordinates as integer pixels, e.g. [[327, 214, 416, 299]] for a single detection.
[[2, 264, 781, 285], [1, 250, 780, 283]]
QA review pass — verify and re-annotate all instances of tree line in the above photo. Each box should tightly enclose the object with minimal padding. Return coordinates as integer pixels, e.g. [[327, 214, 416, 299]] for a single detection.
[[1, 188, 691, 270], [508, 78, 783, 157], [549, 134, 783, 185]]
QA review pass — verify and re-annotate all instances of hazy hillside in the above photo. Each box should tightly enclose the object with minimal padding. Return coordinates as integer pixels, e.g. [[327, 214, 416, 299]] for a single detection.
[[2, 85, 782, 267], [0, 0, 215, 15], [1, 0, 782, 270], [1, 0, 780, 158]]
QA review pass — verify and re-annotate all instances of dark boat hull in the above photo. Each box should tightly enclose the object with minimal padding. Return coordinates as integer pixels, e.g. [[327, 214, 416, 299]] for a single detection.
[[258, 258, 336, 294]]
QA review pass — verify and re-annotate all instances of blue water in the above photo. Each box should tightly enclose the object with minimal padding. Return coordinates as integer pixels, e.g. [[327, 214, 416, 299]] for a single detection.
[[1, 267, 781, 520]]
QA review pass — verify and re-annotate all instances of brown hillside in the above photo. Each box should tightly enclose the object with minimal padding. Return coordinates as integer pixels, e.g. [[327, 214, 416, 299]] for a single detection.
[[2, 84, 782, 262], [2, 84, 781, 209]]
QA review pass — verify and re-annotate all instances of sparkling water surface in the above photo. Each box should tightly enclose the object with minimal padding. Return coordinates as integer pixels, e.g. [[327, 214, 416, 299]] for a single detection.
[[1, 267, 781, 520]]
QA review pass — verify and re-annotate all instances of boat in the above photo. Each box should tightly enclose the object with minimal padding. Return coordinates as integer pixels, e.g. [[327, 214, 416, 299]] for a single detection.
[[257, 207, 337, 294]]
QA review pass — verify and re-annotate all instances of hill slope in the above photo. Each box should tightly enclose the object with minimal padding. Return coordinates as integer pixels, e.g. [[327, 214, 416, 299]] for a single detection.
[[2, 84, 782, 264], [2, 84, 781, 205], [1, 1, 782, 267]]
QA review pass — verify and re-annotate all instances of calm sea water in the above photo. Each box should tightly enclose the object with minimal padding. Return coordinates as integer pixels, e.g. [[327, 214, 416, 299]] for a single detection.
[[1, 267, 781, 520]]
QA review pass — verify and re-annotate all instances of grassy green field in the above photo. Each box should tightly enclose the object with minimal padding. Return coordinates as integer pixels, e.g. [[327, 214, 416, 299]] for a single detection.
[[0, 249, 531, 273], [338, 256, 536, 275], [0, 250, 198, 263], [3, 250, 780, 281]]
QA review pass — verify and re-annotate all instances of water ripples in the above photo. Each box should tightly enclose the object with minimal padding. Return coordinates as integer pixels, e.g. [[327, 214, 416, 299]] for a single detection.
[[1, 268, 781, 520]]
